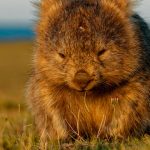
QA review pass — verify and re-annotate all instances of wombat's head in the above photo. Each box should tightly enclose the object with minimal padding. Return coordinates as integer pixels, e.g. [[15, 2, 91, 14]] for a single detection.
[[37, 0, 140, 92]]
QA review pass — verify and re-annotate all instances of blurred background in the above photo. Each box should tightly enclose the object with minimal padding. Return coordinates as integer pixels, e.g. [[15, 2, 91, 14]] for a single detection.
[[0, 0, 35, 111], [0, 0, 150, 114]]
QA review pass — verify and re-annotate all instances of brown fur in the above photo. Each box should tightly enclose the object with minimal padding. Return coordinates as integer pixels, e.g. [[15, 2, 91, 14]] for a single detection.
[[27, 0, 150, 145]]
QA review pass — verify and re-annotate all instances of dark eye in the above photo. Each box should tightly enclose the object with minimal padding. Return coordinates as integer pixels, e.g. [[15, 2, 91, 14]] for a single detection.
[[58, 52, 66, 59], [97, 49, 106, 56]]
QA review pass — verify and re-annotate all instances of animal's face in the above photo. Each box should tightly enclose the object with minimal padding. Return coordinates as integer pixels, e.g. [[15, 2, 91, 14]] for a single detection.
[[38, 0, 139, 92]]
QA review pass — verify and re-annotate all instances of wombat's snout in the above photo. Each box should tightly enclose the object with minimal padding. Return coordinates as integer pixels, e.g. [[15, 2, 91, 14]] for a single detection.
[[73, 70, 92, 90]]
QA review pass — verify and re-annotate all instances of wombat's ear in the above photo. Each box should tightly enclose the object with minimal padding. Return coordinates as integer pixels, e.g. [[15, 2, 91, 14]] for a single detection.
[[111, 0, 134, 15], [40, 0, 65, 18]]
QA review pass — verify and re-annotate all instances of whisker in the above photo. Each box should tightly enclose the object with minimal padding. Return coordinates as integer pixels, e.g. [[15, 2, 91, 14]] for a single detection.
[[84, 92, 90, 113], [97, 114, 106, 138]]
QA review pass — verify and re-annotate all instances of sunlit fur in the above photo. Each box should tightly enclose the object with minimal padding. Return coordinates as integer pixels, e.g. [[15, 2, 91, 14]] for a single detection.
[[27, 0, 150, 145]]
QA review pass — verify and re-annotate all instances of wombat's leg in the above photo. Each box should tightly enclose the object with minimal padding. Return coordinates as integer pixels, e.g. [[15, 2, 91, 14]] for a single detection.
[[108, 86, 149, 139], [34, 114, 48, 150], [35, 110, 68, 148], [28, 83, 68, 141]]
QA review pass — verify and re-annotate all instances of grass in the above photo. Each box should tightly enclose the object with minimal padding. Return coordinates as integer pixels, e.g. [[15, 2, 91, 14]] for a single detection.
[[1, 109, 150, 150], [1, 41, 150, 149]]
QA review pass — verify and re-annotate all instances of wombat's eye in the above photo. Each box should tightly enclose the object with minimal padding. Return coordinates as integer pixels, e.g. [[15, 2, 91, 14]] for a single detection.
[[58, 52, 66, 59], [97, 49, 106, 57]]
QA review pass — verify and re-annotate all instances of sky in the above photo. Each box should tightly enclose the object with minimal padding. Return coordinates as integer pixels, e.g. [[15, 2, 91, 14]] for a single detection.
[[0, 0, 35, 25], [0, 0, 150, 25]]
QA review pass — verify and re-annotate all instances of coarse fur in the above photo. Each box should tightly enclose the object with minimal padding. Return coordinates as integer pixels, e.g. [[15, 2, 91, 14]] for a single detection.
[[27, 0, 150, 146]]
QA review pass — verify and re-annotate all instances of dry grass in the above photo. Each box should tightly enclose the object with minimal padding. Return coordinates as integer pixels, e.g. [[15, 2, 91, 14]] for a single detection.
[[1, 41, 150, 150]]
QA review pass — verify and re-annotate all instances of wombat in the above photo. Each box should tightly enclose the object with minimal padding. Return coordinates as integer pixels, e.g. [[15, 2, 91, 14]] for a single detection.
[[27, 0, 150, 144]]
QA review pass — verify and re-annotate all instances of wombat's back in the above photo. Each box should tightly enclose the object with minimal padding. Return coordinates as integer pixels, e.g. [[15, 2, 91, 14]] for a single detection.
[[131, 14, 150, 67]]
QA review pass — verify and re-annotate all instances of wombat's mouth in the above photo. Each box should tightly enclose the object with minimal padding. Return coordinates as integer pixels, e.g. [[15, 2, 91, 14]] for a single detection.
[[67, 79, 98, 92], [68, 81, 120, 96]]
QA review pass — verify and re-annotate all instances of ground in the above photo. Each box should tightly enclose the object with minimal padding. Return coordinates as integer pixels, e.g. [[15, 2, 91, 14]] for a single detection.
[[1, 41, 150, 150]]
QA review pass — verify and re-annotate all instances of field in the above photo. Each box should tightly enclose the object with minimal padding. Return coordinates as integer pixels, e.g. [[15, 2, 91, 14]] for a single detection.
[[1, 41, 150, 150]]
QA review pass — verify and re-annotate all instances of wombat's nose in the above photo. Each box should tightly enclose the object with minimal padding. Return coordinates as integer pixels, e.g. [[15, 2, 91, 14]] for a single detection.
[[74, 70, 91, 90]]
